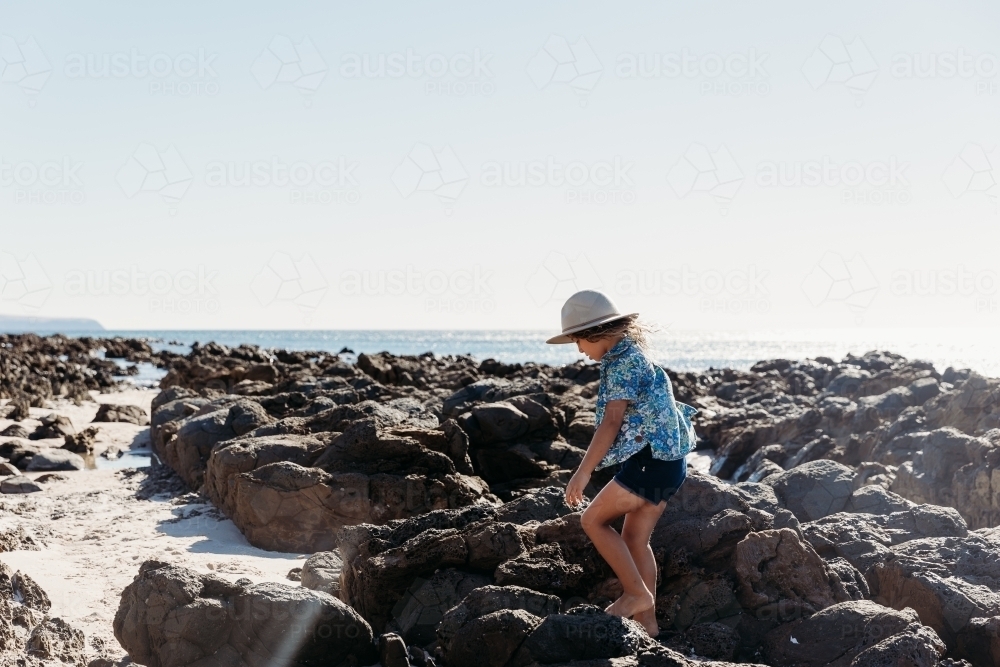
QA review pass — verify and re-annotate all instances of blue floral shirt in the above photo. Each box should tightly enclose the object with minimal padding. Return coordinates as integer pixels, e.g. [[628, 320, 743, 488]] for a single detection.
[[594, 336, 699, 470]]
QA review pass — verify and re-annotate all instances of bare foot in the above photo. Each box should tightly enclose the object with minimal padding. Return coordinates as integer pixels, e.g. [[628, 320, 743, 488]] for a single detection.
[[605, 591, 654, 619], [633, 607, 659, 636]]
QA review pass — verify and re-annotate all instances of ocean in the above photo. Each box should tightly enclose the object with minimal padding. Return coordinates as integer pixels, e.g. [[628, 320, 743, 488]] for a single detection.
[[88, 328, 1000, 378]]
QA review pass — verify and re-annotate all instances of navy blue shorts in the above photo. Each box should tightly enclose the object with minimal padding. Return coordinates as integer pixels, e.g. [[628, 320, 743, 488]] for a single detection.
[[613, 446, 687, 506]]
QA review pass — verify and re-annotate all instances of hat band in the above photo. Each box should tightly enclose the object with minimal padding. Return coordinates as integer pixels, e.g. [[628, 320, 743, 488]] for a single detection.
[[563, 312, 626, 334]]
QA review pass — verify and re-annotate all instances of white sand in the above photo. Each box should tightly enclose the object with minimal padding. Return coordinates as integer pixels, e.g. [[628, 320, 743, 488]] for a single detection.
[[0, 389, 306, 660]]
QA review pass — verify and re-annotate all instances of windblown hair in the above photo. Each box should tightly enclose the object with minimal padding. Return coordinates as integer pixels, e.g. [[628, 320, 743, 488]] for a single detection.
[[569, 314, 658, 353]]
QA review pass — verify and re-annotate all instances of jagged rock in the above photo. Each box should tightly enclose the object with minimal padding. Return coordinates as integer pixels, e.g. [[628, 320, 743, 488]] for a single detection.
[[62, 426, 100, 454], [762, 600, 942, 667], [850, 622, 946, 667], [114, 560, 375, 667], [512, 605, 648, 665], [734, 528, 854, 615], [164, 399, 272, 489], [873, 531, 1000, 649], [886, 427, 1000, 530], [844, 484, 913, 515], [443, 608, 540, 667], [204, 434, 326, 515], [0, 525, 41, 551], [679, 621, 740, 661], [925, 372, 1000, 435], [149, 391, 207, 457], [767, 460, 858, 522], [93, 403, 149, 425], [437, 585, 561, 663], [341, 517, 527, 632], [26, 617, 85, 664], [225, 458, 492, 553], [494, 546, 585, 594], [388, 568, 491, 647], [441, 378, 545, 418], [5, 399, 31, 422], [803, 506, 968, 581], [957, 616, 1000, 666], [29, 414, 75, 440]]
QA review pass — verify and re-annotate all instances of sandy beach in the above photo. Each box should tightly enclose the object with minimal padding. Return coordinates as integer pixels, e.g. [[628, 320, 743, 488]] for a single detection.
[[0, 389, 304, 663]]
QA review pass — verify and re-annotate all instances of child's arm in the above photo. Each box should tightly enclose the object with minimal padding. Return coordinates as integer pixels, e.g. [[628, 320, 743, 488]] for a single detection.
[[565, 399, 628, 507]]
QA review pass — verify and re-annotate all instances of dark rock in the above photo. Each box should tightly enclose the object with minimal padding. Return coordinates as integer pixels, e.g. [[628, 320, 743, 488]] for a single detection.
[[165, 399, 272, 489], [26, 616, 85, 664], [872, 531, 1000, 649], [767, 460, 858, 522], [299, 551, 342, 596], [26, 449, 85, 471], [513, 605, 647, 665], [0, 462, 21, 476], [29, 413, 75, 440], [1, 476, 42, 493], [379, 632, 411, 667], [762, 600, 941, 667], [388, 568, 491, 647], [114, 560, 376, 667], [734, 528, 854, 616], [0, 424, 29, 438], [63, 425, 100, 454], [94, 403, 149, 425], [681, 621, 739, 661]]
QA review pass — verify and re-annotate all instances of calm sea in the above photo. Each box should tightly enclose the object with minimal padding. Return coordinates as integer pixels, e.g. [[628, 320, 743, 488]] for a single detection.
[[86, 328, 1000, 377]]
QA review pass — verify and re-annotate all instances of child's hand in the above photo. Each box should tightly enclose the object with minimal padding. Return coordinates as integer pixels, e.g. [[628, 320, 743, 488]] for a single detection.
[[565, 469, 591, 508]]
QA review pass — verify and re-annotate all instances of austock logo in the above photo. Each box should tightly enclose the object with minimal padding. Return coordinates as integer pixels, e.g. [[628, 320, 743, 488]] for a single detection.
[[802, 251, 879, 323], [251, 252, 328, 317], [802, 35, 878, 105], [392, 143, 468, 211], [667, 143, 743, 214], [251, 35, 328, 97], [0, 252, 51, 309], [116, 144, 193, 211], [0, 35, 52, 101], [527, 35, 603, 104], [942, 143, 998, 209], [526, 252, 602, 307]]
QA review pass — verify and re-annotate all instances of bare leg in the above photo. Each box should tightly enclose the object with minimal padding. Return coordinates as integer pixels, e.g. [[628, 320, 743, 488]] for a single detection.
[[580, 480, 656, 621], [622, 501, 668, 636]]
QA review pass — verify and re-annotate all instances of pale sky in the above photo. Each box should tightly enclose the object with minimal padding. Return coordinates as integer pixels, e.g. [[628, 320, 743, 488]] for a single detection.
[[0, 0, 998, 331]]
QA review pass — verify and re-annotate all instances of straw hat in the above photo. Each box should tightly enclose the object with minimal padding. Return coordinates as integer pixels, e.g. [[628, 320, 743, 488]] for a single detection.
[[546, 289, 638, 344]]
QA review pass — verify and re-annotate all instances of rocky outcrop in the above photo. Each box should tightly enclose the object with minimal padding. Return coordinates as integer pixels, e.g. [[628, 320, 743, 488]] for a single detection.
[[161, 399, 272, 488], [114, 560, 375, 667], [734, 528, 856, 616], [201, 419, 496, 553], [0, 560, 85, 665], [0, 334, 130, 407], [130, 340, 1000, 665], [873, 531, 1000, 651], [762, 600, 946, 667]]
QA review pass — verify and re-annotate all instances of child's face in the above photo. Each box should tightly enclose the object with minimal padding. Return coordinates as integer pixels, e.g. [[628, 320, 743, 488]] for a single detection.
[[575, 337, 610, 361]]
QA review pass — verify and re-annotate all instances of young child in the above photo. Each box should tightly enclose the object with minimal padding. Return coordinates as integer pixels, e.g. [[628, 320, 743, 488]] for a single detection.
[[547, 289, 697, 636]]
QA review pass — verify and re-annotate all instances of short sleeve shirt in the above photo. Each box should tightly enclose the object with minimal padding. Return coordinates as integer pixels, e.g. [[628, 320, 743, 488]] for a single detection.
[[594, 336, 699, 470]]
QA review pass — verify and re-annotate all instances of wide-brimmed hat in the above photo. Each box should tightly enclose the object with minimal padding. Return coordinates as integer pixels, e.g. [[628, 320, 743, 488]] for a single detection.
[[546, 289, 638, 344]]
